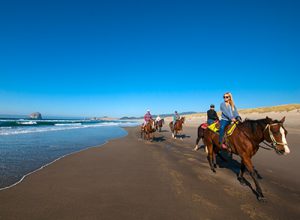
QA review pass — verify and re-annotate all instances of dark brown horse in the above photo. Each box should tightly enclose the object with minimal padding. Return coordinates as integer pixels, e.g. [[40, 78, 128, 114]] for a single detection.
[[141, 119, 156, 141], [200, 117, 290, 201], [155, 119, 164, 132], [169, 117, 185, 139]]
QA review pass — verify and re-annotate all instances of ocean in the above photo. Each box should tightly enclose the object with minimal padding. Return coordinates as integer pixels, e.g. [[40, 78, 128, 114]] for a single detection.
[[0, 118, 139, 189]]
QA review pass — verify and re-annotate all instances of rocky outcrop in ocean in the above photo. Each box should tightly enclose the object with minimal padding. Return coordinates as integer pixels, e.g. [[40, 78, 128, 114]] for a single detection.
[[29, 112, 42, 120]]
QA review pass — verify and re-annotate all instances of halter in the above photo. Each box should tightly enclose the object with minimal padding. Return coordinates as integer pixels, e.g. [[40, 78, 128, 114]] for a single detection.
[[264, 123, 286, 147]]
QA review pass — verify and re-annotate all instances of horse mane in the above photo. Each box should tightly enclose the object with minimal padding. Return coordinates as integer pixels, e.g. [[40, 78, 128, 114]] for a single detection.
[[241, 118, 273, 133]]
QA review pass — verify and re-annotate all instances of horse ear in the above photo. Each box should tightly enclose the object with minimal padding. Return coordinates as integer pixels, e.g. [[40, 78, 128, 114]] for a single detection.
[[265, 116, 272, 123], [280, 116, 286, 123]]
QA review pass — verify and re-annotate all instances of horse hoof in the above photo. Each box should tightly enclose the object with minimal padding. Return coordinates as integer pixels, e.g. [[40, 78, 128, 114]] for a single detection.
[[257, 196, 267, 202], [211, 169, 216, 173], [237, 177, 246, 186]]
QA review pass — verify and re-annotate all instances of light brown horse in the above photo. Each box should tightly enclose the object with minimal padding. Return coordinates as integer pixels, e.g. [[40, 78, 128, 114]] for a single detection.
[[141, 119, 156, 141], [155, 119, 164, 132], [201, 117, 290, 201], [169, 117, 185, 139]]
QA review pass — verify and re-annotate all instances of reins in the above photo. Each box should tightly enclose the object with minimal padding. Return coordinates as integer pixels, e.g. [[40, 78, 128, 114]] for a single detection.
[[232, 121, 284, 151]]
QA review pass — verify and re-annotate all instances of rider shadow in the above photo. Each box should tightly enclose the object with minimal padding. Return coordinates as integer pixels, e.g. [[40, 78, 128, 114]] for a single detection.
[[216, 152, 263, 198]]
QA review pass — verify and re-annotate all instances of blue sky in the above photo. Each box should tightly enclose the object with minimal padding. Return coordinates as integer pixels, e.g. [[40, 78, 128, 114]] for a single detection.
[[0, 0, 299, 117]]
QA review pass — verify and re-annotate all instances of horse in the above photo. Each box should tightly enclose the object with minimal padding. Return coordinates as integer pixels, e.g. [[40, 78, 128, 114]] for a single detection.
[[141, 119, 156, 141], [201, 116, 290, 201], [155, 119, 164, 132], [169, 117, 185, 139]]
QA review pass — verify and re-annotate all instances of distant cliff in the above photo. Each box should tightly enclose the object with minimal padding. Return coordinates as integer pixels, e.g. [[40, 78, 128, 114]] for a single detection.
[[120, 111, 197, 120], [29, 112, 42, 120]]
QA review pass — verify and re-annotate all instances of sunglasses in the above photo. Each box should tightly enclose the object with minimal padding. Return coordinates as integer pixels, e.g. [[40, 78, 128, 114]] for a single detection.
[[223, 96, 229, 99]]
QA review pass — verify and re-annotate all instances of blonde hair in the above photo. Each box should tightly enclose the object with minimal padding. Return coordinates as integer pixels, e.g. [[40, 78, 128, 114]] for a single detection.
[[224, 92, 235, 111]]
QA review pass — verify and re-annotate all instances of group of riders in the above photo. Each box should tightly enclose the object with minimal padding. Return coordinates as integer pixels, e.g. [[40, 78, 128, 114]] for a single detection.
[[143, 110, 180, 130], [141, 92, 290, 201], [142, 91, 240, 149]]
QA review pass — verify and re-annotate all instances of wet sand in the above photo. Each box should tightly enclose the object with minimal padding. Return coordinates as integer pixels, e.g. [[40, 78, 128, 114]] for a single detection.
[[0, 125, 299, 219]]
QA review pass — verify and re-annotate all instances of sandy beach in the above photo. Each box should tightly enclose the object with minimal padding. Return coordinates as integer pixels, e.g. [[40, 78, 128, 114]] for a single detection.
[[0, 112, 300, 220]]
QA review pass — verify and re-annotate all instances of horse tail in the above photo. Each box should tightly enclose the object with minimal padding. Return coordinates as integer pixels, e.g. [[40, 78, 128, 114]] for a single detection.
[[169, 122, 173, 131], [195, 126, 203, 145], [194, 126, 205, 151]]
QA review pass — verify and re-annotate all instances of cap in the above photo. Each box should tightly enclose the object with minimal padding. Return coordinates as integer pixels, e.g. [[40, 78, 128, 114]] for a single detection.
[[210, 104, 215, 108]]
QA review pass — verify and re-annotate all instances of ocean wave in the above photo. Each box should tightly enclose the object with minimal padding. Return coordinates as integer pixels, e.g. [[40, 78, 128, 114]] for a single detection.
[[17, 121, 37, 125], [0, 121, 139, 136], [54, 123, 82, 126]]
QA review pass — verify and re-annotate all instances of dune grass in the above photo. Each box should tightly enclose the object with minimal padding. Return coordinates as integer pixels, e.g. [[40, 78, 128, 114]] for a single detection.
[[176, 104, 300, 120]]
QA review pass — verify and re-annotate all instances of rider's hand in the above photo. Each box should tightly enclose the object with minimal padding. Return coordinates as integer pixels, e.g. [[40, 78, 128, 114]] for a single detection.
[[231, 118, 236, 122]]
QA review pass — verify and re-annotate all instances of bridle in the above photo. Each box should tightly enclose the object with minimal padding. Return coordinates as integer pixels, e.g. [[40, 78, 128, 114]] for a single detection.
[[263, 123, 286, 149]]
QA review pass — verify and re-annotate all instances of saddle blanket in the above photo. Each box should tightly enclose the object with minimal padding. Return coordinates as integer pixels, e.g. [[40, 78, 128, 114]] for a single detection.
[[201, 121, 238, 136]]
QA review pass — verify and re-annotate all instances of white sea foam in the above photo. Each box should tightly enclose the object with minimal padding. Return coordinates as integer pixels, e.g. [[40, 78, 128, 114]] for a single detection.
[[54, 123, 82, 126], [16, 121, 37, 125], [0, 121, 139, 136]]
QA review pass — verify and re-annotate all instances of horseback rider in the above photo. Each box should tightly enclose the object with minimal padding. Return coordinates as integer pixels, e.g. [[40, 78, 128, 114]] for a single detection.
[[207, 104, 219, 125], [143, 110, 153, 127], [219, 92, 241, 149], [155, 115, 161, 122], [173, 111, 180, 129]]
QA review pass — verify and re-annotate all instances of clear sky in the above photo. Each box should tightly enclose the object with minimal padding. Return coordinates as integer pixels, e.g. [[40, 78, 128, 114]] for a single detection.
[[0, 0, 299, 117]]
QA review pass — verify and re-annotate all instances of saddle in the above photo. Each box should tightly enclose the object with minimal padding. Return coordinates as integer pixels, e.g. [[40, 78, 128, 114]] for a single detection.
[[201, 121, 238, 137]]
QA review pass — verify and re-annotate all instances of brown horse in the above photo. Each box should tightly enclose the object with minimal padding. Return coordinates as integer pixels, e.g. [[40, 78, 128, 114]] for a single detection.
[[155, 119, 164, 132], [141, 119, 156, 141], [169, 117, 185, 139], [201, 117, 290, 201]]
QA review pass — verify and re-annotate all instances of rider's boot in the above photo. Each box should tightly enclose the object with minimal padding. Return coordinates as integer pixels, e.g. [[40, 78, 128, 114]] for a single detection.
[[219, 138, 227, 150]]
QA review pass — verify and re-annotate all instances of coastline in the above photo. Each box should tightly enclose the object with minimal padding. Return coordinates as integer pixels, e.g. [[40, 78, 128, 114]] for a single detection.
[[0, 123, 299, 219], [0, 129, 128, 191]]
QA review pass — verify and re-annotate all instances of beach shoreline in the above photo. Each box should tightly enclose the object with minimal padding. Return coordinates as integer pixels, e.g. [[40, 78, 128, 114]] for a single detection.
[[0, 115, 299, 219], [0, 131, 128, 192]]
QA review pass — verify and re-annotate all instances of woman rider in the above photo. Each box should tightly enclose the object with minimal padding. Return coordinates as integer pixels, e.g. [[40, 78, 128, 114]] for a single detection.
[[143, 110, 153, 127], [219, 92, 240, 149]]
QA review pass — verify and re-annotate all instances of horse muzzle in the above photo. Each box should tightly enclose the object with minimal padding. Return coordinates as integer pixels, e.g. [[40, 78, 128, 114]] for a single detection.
[[275, 144, 290, 155]]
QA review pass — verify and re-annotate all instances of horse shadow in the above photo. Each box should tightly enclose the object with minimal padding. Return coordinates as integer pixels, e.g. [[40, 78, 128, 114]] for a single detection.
[[152, 136, 166, 142], [176, 134, 191, 139], [157, 129, 169, 133], [198, 144, 206, 151], [215, 152, 263, 198]]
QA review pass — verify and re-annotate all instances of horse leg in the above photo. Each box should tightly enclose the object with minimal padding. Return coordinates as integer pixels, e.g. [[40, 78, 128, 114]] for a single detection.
[[237, 162, 247, 186], [243, 158, 265, 201], [194, 134, 201, 151], [207, 143, 216, 173], [213, 151, 217, 168], [254, 167, 263, 179]]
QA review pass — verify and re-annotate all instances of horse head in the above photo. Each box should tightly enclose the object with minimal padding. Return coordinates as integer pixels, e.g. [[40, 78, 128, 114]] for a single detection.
[[263, 116, 290, 155], [180, 117, 185, 124]]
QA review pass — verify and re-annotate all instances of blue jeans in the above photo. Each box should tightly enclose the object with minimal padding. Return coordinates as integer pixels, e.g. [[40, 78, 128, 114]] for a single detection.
[[207, 119, 215, 125], [219, 119, 231, 144]]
